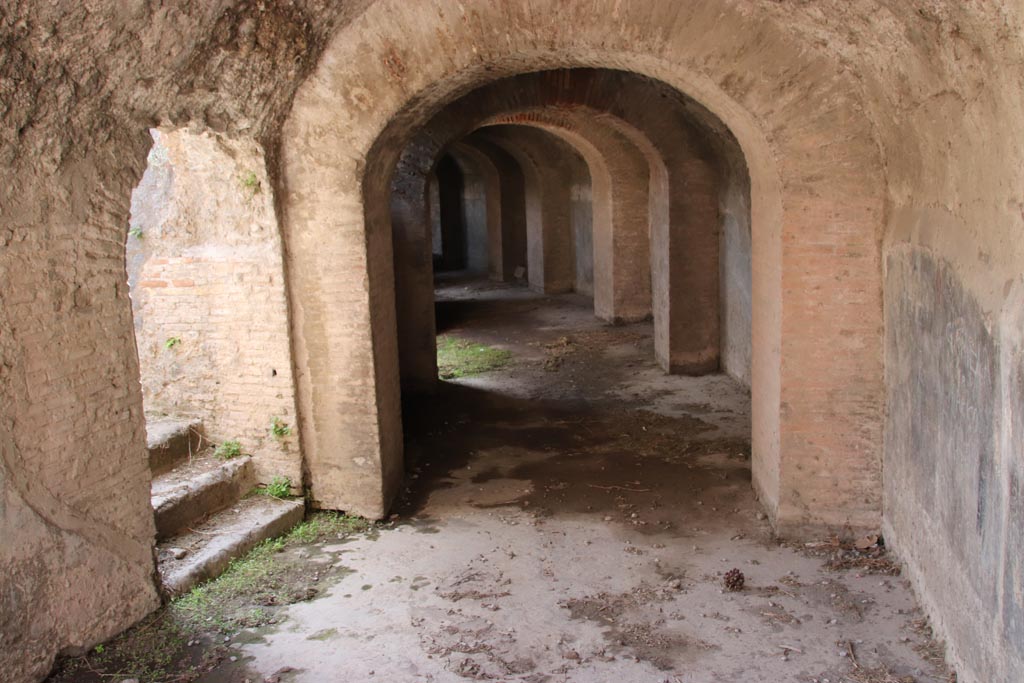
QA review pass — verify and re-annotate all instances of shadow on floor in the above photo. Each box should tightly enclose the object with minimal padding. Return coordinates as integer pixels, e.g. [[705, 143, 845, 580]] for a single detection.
[[397, 381, 749, 536]]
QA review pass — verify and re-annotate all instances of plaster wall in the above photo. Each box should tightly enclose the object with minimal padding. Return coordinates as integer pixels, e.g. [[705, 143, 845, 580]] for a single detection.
[[719, 166, 752, 387], [864, 5, 1024, 677], [460, 167, 490, 275], [571, 174, 594, 297]]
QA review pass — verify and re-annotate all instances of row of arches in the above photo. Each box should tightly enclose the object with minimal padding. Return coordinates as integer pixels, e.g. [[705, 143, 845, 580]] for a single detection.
[[7, 1, 1023, 680], [387, 70, 745, 393], [280, 6, 887, 538]]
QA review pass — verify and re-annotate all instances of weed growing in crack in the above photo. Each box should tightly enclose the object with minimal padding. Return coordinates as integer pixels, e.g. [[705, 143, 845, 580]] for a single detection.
[[214, 439, 242, 460], [164, 336, 182, 350], [240, 170, 260, 194], [260, 476, 292, 498], [270, 416, 292, 439]]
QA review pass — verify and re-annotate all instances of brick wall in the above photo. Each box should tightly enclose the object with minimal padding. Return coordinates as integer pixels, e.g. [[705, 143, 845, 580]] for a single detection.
[[127, 130, 301, 490]]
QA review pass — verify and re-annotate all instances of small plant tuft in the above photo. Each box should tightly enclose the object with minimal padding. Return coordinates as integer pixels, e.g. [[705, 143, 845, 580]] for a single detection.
[[128, 226, 144, 239], [270, 416, 292, 439], [260, 476, 292, 498], [241, 170, 260, 194], [214, 439, 242, 460], [164, 336, 181, 350]]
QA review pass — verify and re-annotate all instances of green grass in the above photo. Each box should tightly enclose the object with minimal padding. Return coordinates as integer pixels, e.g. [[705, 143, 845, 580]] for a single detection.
[[172, 512, 368, 631], [240, 170, 260, 194], [258, 475, 292, 499], [50, 512, 373, 683], [270, 416, 292, 439], [213, 439, 242, 460], [436, 335, 512, 379]]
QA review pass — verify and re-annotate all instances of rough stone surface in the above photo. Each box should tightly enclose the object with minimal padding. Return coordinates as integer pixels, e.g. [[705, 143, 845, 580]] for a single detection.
[[0, 1, 367, 678], [145, 417, 203, 475], [884, 248, 1024, 682], [2, 2, 1023, 682], [151, 455, 256, 540], [157, 495, 305, 597]]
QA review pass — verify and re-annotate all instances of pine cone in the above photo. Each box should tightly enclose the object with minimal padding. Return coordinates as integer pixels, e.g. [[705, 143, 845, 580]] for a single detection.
[[723, 568, 745, 591]]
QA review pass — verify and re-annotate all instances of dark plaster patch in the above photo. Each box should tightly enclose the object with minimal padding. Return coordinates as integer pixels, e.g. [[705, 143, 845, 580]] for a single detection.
[[885, 249, 1001, 605]]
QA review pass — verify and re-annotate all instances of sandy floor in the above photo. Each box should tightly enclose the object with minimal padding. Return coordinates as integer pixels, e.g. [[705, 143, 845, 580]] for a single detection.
[[215, 277, 949, 683]]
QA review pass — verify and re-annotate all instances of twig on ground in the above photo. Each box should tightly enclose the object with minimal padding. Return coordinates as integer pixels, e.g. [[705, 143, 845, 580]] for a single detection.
[[588, 484, 651, 493]]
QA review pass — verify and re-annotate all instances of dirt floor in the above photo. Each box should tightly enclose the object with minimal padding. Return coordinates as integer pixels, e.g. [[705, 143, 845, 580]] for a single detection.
[[52, 276, 954, 683], [225, 276, 953, 683]]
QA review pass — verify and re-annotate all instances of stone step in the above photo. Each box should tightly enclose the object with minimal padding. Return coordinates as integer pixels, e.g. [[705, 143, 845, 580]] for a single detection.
[[151, 455, 256, 541], [147, 418, 204, 475], [157, 495, 305, 597]]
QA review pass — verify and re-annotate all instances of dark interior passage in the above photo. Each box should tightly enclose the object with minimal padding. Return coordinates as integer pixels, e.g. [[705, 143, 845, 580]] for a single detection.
[[434, 154, 468, 272]]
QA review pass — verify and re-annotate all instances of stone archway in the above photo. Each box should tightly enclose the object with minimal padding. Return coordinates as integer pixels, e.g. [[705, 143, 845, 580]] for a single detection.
[[280, 0, 885, 536]]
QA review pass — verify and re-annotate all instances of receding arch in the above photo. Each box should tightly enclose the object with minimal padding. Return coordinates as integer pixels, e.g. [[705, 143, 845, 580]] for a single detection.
[[384, 71, 730, 382], [448, 143, 505, 281], [475, 125, 586, 296], [484, 108, 654, 325], [457, 136, 529, 283], [280, 0, 885, 536]]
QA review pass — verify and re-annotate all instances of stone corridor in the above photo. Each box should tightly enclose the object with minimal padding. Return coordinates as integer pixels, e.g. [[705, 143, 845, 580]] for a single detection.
[[4, 3, 1024, 682], [65, 279, 954, 682]]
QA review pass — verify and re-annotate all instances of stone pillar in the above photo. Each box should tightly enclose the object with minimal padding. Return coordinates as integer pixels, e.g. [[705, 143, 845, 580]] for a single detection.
[[477, 126, 581, 294], [462, 135, 530, 282]]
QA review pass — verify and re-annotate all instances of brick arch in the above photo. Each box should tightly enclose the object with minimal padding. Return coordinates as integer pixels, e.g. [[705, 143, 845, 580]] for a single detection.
[[392, 104, 662, 383], [481, 108, 668, 345], [386, 72, 732, 388], [473, 125, 590, 296], [480, 110, 654, 325], [280, 0, 886, 535]]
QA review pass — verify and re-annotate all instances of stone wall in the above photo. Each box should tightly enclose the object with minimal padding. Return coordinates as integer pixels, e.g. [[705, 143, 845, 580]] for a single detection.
[[0, 2, 360, 679], [127, 129, 302, 490], [570, 166, 595, 297], [459, 165, 490, 275], [719, 158, 752, 387], [871, 4, 1024, 678], [4, 3, 1024, 682]]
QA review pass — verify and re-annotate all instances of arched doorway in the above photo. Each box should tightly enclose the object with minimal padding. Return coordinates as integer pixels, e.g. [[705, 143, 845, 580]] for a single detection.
[[279, 1, 885, 537]]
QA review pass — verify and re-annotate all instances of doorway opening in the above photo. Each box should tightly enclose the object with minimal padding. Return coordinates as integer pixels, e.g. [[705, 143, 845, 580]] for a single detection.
[[125, 128, 304, 595]]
